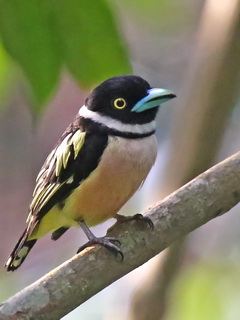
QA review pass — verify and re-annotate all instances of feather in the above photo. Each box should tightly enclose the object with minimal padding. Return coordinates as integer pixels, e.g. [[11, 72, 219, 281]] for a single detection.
[[71, 130, 86, 159], [27, 128, 87, 224]]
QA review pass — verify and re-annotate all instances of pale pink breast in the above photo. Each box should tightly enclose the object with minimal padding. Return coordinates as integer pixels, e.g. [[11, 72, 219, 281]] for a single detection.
[[65, 135, 158, 226]]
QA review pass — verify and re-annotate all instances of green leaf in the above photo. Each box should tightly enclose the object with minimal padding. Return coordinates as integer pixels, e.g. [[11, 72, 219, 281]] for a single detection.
[[0, 42, 13, 111], [53, 0, 131, 88], [0, 0, 130, 113], [0, 0, 61, 109]]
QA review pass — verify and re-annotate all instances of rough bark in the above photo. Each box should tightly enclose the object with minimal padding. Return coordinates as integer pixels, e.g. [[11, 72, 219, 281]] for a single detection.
[[1, 151, 240, 320]]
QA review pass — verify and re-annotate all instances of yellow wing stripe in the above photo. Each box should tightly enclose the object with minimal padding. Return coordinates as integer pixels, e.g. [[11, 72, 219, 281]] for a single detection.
[[55, 134, 72, 177], [36, 183, 63, 211], [55, 131, 86, 177], [72, 130, 86, 159], [27, 130, 86, 223], [27, 183, 63, 223]]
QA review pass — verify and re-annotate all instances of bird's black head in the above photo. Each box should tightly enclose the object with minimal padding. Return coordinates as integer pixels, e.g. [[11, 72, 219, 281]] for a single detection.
[[85, 75, 175, 125]]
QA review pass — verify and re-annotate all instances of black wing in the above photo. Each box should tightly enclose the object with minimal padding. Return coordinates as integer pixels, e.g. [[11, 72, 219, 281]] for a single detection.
[[27, 116, 108, 225]]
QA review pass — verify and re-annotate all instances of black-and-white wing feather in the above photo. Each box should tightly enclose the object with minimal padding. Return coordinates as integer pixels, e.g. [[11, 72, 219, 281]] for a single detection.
[[28, 130, 85, 219], [5, 116, 108, 271], [26, 116, 108, 225]]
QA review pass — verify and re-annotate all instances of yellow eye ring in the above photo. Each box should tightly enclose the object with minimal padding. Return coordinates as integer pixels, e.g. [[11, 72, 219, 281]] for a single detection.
[[113, 98, 127, 109]]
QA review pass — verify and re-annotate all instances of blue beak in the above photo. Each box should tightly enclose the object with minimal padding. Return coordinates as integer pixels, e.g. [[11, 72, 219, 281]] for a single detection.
[[131, 88, 176, 113]]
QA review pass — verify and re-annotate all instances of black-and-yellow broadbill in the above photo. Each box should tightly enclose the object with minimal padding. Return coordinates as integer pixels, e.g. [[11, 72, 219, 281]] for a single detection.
[[5, 75, 175, 271]]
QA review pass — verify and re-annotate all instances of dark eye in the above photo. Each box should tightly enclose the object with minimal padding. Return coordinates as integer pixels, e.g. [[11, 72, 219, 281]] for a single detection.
[[113, 98, 127, 109]]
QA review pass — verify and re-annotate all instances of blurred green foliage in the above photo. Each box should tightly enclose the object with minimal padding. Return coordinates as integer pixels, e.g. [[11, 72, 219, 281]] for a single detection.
[[0, 42, 13, 109], [0, 0, 131, 112], [167, 263, 240, 320], [0, 0, 61, 108], [115, 0, 197, 32]]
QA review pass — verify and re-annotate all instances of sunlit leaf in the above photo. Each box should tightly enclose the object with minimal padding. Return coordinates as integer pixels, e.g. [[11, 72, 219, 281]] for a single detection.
[[0, 0, 61, 110], [53, 0, 131, 88]]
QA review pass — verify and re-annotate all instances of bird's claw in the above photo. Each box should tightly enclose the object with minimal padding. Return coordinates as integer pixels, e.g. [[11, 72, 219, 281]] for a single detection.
[[77, 236, 123, 260], [133, 213, 154, 230], [114, 213, 154, 230]]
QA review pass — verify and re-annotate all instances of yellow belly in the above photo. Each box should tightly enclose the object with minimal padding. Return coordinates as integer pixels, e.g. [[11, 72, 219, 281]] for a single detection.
[[30, 135, 157, 239]]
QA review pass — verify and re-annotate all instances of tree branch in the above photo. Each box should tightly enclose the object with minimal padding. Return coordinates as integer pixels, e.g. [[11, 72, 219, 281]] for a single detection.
[[1, 151, 240, 320], [130, 240, 186, 320]]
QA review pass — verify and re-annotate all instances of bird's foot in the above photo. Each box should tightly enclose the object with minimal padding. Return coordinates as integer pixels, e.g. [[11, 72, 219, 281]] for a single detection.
[[77, 236, 123, 259], [111, 213, 154, 230], [78, 220, 123, 259]]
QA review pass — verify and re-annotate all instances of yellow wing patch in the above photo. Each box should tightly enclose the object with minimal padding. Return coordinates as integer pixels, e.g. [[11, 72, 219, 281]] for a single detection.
[[72, 130, 85, 159], [27, 183, 63, 223], [27, 130, 86, 222], [55, 133, 72, 177], [55, 131, 86, 176]]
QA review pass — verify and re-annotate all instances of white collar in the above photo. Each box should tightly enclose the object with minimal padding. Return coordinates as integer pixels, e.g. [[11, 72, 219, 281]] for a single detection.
[[79, 105, 156, 135]]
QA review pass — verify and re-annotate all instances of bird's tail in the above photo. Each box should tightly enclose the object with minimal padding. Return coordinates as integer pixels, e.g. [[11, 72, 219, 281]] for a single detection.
[[5, 228, 37, 272]]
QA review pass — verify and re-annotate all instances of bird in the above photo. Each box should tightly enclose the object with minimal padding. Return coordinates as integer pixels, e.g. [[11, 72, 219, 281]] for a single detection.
[[5, 75, 175, 271]]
